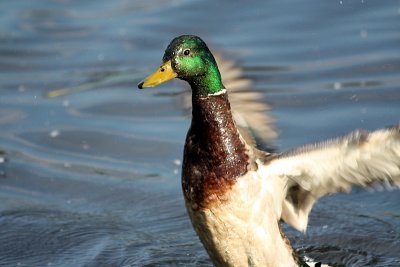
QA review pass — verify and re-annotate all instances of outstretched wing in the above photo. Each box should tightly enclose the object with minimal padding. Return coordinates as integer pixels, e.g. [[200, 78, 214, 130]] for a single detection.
[[261, 124, 400, 232]]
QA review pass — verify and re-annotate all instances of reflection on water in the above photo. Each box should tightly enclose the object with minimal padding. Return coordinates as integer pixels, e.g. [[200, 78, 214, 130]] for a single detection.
[[0, 0, 399, 266]]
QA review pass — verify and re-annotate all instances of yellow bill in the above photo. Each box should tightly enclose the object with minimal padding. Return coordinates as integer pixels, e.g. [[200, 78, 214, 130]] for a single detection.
[[138, 60, 177, 89]]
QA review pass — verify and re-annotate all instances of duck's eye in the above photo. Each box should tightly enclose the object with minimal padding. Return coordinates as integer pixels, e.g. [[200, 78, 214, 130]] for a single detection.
[[183, 49, 191, 56]]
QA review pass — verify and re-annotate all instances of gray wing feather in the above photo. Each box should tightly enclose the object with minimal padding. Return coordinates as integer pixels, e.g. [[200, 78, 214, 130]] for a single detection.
[[263, 124, 400, 231]]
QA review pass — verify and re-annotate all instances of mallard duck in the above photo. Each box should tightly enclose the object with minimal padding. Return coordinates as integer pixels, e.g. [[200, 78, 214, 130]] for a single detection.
[[138, 35, 400, 267]]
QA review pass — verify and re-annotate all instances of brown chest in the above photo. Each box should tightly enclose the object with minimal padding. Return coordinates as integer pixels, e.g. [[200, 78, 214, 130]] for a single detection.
[[181, 93, 250, 208]]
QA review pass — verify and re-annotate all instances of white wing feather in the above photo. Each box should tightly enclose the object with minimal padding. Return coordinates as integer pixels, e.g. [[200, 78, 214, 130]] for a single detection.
[[262, 125, 400, 232]]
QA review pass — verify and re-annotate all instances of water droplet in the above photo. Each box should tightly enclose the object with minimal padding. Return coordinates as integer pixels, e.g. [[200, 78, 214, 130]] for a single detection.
[[334, 82, 342, 90], [49, 130, 60, 138], [63, 162, 71, 168], [82, 143, 90, 150], [349, 94, 358, 101]]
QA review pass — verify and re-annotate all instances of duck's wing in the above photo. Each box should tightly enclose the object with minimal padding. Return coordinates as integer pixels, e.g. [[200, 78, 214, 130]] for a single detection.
[[181, 52, 278, 148], [260, 124, 400, 232]]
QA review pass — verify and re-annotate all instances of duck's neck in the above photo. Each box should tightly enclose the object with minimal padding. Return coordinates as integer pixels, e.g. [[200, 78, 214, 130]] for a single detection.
[[187, 65, 224, 97], [180, 52, 225, 97], [182, 91, 249, 208], [190, 91, 247, 165]]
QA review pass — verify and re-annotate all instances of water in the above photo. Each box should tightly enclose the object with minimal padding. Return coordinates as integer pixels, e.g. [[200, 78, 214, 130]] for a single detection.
[[0, 0, 399, 266]]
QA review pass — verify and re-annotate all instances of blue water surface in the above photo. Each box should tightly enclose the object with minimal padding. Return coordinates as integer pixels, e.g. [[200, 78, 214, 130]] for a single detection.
[[0, 0, 399, 266]]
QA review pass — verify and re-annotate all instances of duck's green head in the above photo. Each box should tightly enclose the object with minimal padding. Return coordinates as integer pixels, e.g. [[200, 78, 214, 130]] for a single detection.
[[138, 35, 225, 96]]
